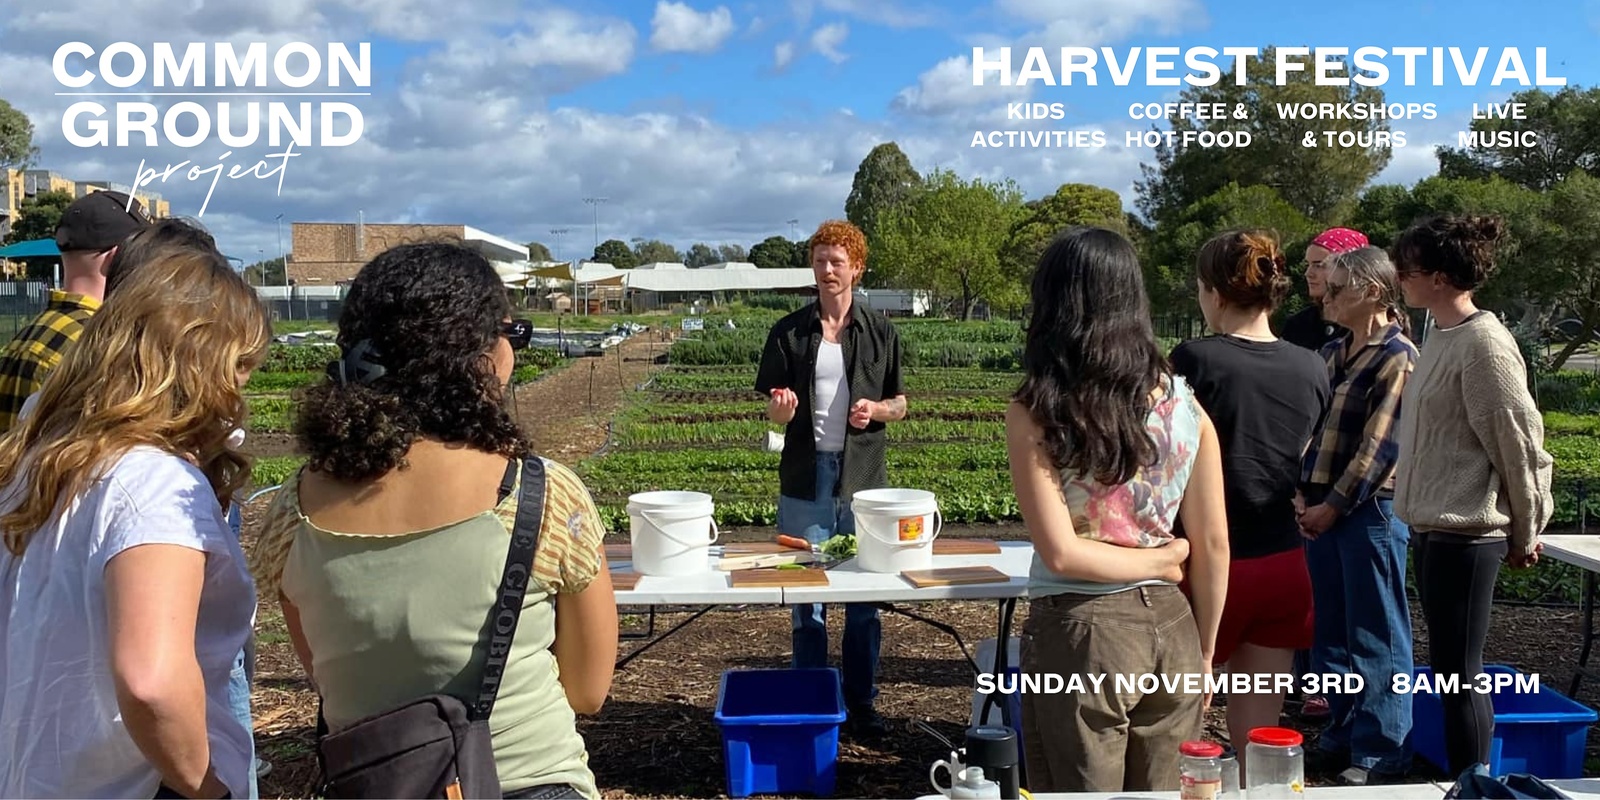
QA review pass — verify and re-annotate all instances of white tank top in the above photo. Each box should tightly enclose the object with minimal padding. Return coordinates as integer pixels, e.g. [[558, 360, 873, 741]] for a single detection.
[[812, 340, 848, 452]]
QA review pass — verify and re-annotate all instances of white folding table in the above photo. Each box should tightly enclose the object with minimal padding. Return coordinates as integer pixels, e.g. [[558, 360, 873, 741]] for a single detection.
[[1538, 535, 1600, 697]]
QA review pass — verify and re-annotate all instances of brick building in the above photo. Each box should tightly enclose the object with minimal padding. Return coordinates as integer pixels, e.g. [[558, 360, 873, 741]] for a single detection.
[[287, 222, 528, 286]]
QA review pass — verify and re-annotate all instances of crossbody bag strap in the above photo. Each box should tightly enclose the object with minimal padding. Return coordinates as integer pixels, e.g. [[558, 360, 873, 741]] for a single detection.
[[470, 456, 547, 722]]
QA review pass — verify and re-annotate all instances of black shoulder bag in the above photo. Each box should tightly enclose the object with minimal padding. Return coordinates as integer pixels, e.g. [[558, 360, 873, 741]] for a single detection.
[[315, 457, 546, 799]]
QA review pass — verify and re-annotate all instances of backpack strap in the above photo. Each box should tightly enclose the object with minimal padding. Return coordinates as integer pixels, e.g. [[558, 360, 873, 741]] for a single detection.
[[470, 456, 547, 722]]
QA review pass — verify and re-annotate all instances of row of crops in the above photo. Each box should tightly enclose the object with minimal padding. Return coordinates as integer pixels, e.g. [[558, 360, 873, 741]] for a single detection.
[[243, 343, 565, 488], [582, 311, 1600, 600]]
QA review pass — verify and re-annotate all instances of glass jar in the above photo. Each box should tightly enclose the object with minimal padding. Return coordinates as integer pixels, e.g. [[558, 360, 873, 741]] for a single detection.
[[1219, 746, 1240, 798], [1245, 727, 1304, 798], [1179, 740, 1223, 800]]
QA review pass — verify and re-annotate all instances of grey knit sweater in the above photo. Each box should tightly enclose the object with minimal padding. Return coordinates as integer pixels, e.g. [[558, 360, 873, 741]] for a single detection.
[[1393, 312, 1554, 556]]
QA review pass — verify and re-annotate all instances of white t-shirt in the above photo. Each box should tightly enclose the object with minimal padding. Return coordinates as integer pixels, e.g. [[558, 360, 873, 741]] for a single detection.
[[813, 340, 848, 452], [0, 446, 255, 798]]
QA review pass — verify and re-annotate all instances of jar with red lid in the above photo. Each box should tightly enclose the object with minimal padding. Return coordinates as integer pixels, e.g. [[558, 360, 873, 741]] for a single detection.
[[1178, 740, 1222, 800], [1244, 727, 1304, 798]]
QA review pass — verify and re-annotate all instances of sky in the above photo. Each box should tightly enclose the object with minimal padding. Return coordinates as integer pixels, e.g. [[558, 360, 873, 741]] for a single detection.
[[1, 0, 1596, 265]]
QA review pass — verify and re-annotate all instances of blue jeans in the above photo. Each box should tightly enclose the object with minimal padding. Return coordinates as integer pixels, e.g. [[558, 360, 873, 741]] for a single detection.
[[781, 452, 881, 710], [1306, 496, 1413, 773], [226, 503, 260, 799]]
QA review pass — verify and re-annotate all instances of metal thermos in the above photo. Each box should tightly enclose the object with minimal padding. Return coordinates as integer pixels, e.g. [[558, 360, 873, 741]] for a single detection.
[[960, 726, 1020, 800]]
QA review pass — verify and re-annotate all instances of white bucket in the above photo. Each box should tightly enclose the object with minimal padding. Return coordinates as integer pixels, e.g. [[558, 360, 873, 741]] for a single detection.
[[627, 491, 720, 576], [852, 488, 942, 574]]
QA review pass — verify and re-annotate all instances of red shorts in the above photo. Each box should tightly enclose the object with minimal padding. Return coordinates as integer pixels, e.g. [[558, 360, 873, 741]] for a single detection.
[[1204, 547, 1314, 666]]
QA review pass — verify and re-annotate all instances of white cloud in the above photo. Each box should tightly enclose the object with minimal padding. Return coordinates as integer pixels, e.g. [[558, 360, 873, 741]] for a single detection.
[[997, 0, 1207, 42], [810, 23, 849, 64], [893, 54, 1032, 116], [791, 0, 939, 29], [773, 41, 797, 70], [0, 0, 1168, 266], [649, 2, 736, 54]]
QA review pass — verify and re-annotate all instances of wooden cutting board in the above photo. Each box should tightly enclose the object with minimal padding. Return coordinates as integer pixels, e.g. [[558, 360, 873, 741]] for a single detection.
[[611, 571, 642, 591], [933, 539, 1001, 555], [900, 565, 1010, 588], [728, 568, 830, 587]]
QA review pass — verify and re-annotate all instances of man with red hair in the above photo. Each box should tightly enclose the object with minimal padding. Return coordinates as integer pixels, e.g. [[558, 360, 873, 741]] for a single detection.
[[756, 219, 908, 737]]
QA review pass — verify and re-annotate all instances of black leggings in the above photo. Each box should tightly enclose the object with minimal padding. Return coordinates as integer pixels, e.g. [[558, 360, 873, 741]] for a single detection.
[[1415, 531, 1507, 776]]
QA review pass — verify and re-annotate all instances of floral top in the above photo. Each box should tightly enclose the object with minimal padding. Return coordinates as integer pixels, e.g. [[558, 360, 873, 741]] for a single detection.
[[1028, 374, 1204, 597]]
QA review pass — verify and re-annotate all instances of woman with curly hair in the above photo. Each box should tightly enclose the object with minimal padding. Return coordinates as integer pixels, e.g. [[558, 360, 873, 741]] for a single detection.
[[0, 247, 270, 799], [249, 242, 617, 799], [1392, 214, 1553, 777]]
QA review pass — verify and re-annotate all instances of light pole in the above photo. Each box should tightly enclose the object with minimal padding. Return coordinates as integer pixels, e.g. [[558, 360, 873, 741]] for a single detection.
[[787, 218, 799, 240], [275, 214, 290, 320], [550, 227, 569, 261], [583, 197, 608, 253]]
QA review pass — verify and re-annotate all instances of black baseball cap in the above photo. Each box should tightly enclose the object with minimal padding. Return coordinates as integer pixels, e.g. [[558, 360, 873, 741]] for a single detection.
[[54, 191, 152, 252]]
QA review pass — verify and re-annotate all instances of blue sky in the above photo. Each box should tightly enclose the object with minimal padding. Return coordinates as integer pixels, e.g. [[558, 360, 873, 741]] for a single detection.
[[0, 0, 1595, 263]]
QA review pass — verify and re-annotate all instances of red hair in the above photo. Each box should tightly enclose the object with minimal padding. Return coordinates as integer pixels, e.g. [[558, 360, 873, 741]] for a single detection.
[[808, 219, 868, 270]]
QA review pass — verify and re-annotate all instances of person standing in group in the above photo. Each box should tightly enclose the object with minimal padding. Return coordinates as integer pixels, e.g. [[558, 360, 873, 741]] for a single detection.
[[250, 243, 617, 800], [1281, 228, 1363, 353], [1008, 226, 1229, 794], [0, 248, 270, 799], [755, 219, 907, 738], [1297, 246, 1419, 786], [1391, 214, 1554, 777], [0, 190, 151, 434], [1170, 230, 1330, 773], [1281, 226, 1365, 720]]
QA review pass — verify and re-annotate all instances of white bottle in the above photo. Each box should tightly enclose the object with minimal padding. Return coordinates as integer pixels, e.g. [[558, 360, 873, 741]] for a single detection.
[[946, 766, 1002, 799]]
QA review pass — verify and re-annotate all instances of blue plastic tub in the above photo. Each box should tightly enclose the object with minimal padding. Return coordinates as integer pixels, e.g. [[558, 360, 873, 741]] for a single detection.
[[714, 668, 848, 797], [1409, 665, 1597, 778]]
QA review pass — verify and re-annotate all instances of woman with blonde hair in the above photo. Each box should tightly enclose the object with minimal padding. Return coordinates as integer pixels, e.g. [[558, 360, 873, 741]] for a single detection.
[[0, 248, 270, 798]]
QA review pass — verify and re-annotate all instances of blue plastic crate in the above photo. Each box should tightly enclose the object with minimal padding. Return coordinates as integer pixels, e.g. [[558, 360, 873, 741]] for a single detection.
[[714, 668, 848, 798], [1409, 665, 1597, 779]]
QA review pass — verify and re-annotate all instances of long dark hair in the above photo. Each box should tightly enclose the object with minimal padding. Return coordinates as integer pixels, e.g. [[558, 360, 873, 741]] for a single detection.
[[294, 242, 533, 482], [1014, 226, 1167, 486]]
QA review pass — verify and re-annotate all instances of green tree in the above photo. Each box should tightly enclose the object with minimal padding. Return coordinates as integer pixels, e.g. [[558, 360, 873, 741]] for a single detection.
[[631, 238, 682, 264], [874, 168, 1025, 319], [526, 241, 553, 261], [592, 239, 638, 268], [1436, 86, 1600, 191], [1135, 45, 1392, 225], [1144, 183, 1317, 319], [845, 141, 923, 280], [999, 183, 1125, 290], [244, 257, 286, 286], [5, 189, 75, 244], [0, 99, 39, 171], [748, 236, 796, 270], [717, 243, 748, 263], [685, 243, 718, 267], [1527, 170, 1600, 368]]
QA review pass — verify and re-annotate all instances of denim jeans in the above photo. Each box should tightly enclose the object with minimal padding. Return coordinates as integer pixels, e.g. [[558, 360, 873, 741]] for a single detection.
[[226, 503, 260, 799], [1305, 496, 1413, 773], [781, 452, 881, 709]]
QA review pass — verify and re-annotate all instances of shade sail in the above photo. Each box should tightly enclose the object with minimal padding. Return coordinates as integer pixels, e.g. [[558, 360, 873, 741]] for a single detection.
[[0, 239, 60, 258]]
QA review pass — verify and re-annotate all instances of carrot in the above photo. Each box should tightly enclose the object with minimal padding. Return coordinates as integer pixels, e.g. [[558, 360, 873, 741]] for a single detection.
[[775, 534, 812, 551]]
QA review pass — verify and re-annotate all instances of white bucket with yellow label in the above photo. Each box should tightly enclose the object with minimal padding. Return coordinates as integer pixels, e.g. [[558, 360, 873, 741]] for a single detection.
[[852, 488, 942, 573]]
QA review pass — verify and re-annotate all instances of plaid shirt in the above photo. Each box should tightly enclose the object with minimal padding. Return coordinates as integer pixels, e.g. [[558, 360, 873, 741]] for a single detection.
[[1300, 321, 1418, 513], [0, 291, 101, 434]]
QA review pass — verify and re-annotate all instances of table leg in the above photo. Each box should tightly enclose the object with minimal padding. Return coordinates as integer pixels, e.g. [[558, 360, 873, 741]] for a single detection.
[[1570, 571, 1596, 699], [980, 598, 1018, 731], [615, 605, 715, 669]]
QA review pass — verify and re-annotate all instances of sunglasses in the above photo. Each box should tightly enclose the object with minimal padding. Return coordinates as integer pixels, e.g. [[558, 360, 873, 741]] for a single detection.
[[501, 319, 533, 350]]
